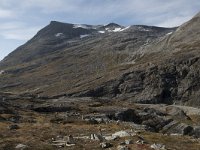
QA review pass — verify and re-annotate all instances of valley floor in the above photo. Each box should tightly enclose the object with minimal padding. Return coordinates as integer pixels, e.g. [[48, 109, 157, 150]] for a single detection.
[[1, 96, 200, 150]]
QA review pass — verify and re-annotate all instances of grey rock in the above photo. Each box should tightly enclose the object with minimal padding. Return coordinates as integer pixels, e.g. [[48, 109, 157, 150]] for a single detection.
[[66, 135, 75, 144], [84, 114, 110, 124], [191, 126, 200, 138], [169, 123, 193, 135], [91, 134, 104, 142], [128, 122, 148, 131], [8, 116, 21, 123], [15, 144, 27, 149], [112, 131, 131, 138], [165, 106, 190, 120], [104, 135, 118, 141], [141, 116, 172, 132], [150, 143, 166, 150], [161, 120, 178, 133], [108, 108, 173, 132]]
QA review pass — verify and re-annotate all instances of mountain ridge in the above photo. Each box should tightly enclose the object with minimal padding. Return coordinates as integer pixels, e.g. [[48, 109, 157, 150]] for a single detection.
[[0, 12, 200, 107], [0, 21, 175, 69]]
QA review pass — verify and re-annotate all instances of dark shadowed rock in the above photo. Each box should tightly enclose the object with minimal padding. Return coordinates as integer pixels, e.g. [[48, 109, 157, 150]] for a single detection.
[[32, 106, 73, 113], [9, 124, 20, 130], [107, 108, 173, 132], [100, 142, 112, 148], [114, 109, 141, 123], [169, 123, 193, 135]]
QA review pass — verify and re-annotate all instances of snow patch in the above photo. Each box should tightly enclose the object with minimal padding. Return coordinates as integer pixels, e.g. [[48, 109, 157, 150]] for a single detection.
[[55, 33, 65, 37], [105, 27, 128, 32], [73, 24, 91, 29], [166, 32, 173, 35], [98, 31, 105, 33], [80, 34, 90, 38], [113, 28, 122, 32], [120, 26, 130, 32]]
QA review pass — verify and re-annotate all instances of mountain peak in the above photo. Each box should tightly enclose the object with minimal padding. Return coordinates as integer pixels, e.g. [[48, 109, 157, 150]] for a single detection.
[[50, 20, 61, 24], [105, 23, 122, 28], [48, 21, 73, 27]]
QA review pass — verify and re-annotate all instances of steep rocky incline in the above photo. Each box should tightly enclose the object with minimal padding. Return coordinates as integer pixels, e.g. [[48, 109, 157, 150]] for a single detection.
[[0, 12, 200, 107]]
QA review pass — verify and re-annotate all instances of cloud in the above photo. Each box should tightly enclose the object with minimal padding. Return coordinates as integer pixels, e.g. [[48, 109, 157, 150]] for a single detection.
[[1, 27, 40, 40], [0, 22, 25, 30], [0, 0, 199, 41], [156, 16, 192, 27], [0, 0, 200, 26], [0, 22, 41, 40], [0, 8, 15, 18]]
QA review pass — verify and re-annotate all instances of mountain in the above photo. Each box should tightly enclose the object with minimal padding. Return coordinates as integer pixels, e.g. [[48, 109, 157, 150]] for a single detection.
[[0, 12, 200, 107], [1, 12, 200, 150]]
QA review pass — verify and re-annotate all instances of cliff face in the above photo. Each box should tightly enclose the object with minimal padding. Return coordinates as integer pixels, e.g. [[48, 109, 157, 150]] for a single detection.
[[0, 12, 200, 107]]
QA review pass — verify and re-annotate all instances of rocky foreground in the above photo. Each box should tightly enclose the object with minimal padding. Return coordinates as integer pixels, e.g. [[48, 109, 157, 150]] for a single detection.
[[1, 92, 200, 150]]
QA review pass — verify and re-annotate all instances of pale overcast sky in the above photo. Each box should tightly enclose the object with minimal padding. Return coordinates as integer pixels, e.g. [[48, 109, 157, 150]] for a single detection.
[[0, 0, 200, 60]]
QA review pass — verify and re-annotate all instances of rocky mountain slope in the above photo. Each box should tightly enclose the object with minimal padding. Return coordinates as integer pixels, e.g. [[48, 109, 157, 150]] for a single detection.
[[0, 12, 200, 107]]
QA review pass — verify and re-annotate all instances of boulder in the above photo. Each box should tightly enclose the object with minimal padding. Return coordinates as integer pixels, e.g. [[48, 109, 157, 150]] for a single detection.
[[136, 140, 147, 144], [84, 114, 110, 124], [169, 123, 193, 135], [112, 131, 131, 138], [104, 135, 118, 141], [190, 126, 200, 138], [100, 142, 112, 148], [108, 108, 173, 132], [165, 106, 190, 120], [161, 120, 178, 133], [15, 144, 27, 149], [150, 143, 166, 150], [9, 124, 20, 130], [141, 116, 172, 132], [91, 134, 104, 142]]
